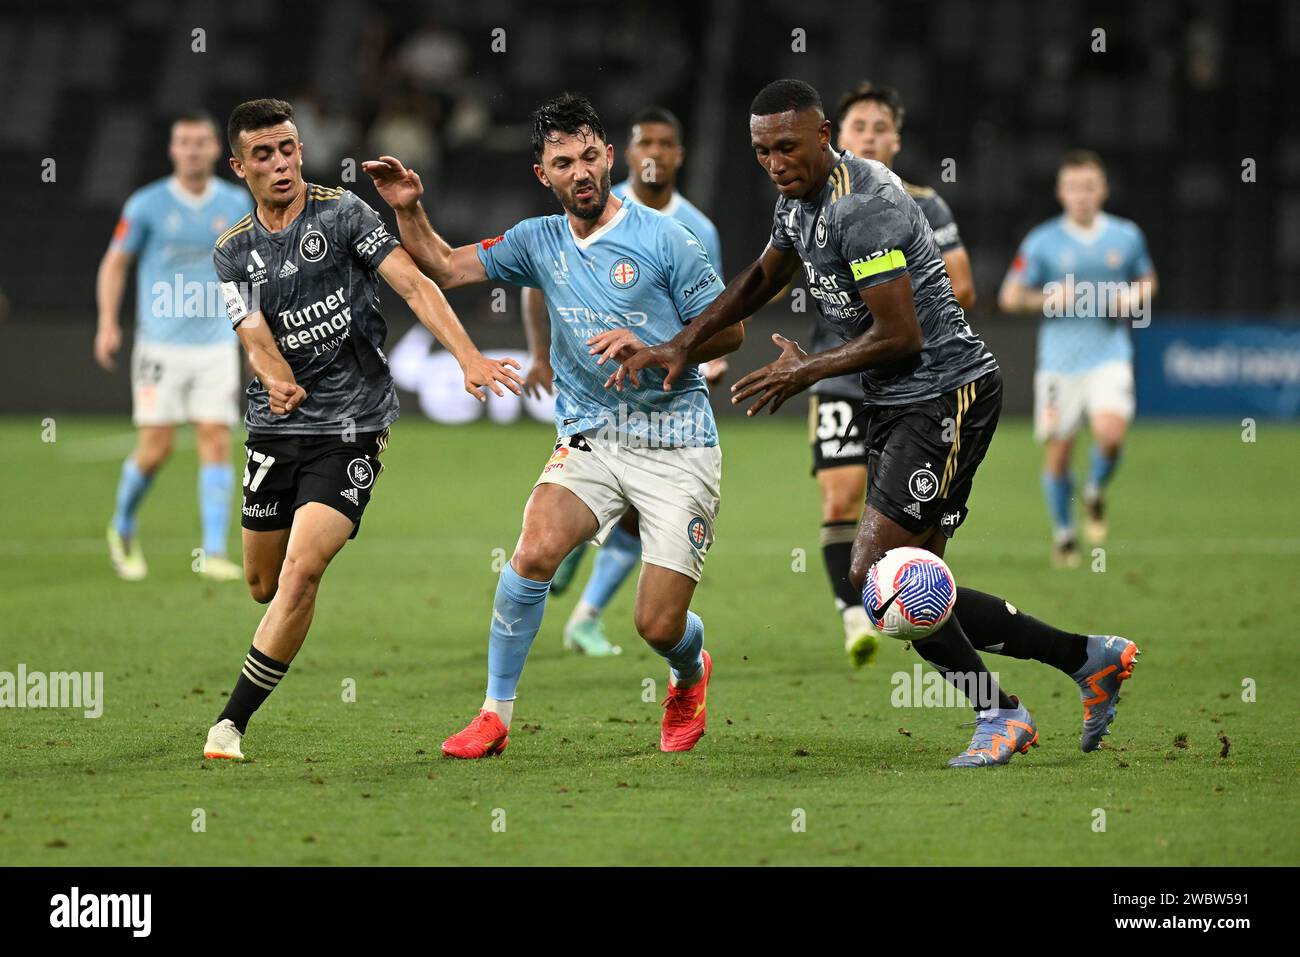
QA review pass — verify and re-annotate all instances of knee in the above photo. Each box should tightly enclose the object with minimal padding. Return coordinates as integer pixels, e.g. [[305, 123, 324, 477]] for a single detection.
[[247, 575, 277, 604], [635, 607, 686, 648], [849, 541, 886, 595], [822, 490, 861, 524], [511, 538, 566, 581], [197, 427, 231, 464], [135, 440, 173, 474], [276, 554, 324, 605]]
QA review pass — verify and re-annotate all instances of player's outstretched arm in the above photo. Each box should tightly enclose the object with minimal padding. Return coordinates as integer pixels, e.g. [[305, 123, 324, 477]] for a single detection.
[[618, 244, 798, 390], [378, 247, 523, 402], [94, 245, 133, 371], [361, 155, 487, 289], [730, 272, 923, 416], [234, 312, 306, 415], [520, 287, 554, 398]]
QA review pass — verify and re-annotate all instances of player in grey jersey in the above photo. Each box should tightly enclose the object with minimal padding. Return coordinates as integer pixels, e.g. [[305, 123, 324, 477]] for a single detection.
[[202, 98, 522, 761], [811, 82, 978, 668], [620, 80, 1141, 767]]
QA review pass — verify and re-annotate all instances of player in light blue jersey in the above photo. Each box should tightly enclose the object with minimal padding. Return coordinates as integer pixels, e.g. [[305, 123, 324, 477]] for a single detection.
[[519, 106, 729, 657], [95, 112, 252, 582], [364, 93, 744, 757], [999, 151, 1157, 567]]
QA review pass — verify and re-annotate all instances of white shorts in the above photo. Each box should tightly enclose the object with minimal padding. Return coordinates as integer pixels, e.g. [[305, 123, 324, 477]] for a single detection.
[[1034, 360, 1135, 442], [132, 341, 241, 427], [536, 433, 722, 581]]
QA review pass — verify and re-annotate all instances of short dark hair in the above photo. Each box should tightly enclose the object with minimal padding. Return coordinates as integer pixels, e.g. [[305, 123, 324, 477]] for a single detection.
[[530, 93, 607, 161], [629, 106, 683, 144], [1060, 149, 1106, 175], [172, 110, 219, 135], [750, 79, 823, 118], [226, 98, 295, 155], [835, 82, 905, 131]]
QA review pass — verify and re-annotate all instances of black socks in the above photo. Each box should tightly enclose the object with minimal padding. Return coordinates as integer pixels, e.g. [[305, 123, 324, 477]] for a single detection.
[[820, 520, 860, 609], [954, 587, 1090, 675], [912, 613, 1014, 712], [218, 645, 290, 735]]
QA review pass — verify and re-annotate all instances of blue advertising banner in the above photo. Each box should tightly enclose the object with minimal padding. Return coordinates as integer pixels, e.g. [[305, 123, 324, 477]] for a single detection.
[[1133, 319, 1300, 417]]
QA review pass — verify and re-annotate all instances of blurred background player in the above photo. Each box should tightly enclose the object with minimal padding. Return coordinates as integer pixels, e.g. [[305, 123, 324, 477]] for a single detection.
[[812, 83, 976, 668], [95, 112, 252, 581], [998, 151, 1157, 567], [521, 106, 728, 657]]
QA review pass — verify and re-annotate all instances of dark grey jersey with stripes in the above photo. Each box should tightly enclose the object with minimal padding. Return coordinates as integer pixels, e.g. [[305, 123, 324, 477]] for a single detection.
[[770, 151, 995, 405], [214, 185, 402, 435]]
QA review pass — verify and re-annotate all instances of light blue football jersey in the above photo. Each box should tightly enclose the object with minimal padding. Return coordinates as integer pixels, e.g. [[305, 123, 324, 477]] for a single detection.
[[611, 178, 724, 277], [1008, 212, 1154, 374], [477, 201, 724, 447], [113, 176, 252, 345]]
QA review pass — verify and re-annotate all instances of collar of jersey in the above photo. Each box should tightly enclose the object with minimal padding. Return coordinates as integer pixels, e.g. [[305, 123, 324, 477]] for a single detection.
[[253, 187, 312, 239], [1060, 211, 1109, 245], [802, 152, 846, 210], [568, 203, 629, 250], [166, 176, 217, 210]]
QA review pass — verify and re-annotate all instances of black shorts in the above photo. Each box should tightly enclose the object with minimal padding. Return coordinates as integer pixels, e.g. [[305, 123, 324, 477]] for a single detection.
[[241, 427, 391, 539], [809, 394, 869, 474], [861, 370, 1002, 538]]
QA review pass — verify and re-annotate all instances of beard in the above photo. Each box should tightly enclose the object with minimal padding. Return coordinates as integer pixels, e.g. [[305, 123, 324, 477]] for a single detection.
[[558, 166, 612, 221]]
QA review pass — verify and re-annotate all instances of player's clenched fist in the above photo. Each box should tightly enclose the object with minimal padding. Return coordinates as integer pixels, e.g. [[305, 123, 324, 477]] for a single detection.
[[361, 155, 423, 213], [266, 378, 306, 416], [462, 353, 524, 402]]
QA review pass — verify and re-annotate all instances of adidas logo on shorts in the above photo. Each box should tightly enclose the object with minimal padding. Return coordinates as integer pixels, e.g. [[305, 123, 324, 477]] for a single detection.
[[278, 260, 299, 278], [340, 487, 359, 506], [904, 501, 923, 519]]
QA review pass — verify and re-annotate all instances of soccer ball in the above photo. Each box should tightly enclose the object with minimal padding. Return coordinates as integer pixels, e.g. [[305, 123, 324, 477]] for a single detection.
[[863, 547, 956, 640]]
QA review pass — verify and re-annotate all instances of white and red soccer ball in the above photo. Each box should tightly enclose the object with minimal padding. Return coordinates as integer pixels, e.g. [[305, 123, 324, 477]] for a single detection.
[[863, 547, 956, 640]]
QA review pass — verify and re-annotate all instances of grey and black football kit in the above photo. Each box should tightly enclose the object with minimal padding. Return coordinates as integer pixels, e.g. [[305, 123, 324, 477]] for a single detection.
[[772, 151, 999, 536], [214, 185, 401, 536]]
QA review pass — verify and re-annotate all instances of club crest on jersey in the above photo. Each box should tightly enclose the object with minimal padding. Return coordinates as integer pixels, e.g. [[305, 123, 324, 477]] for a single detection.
[[610, 257, 639, 289], [815, 215, 828, 248], [300, 229, 328, 263], [687, 517, 708, 550], [347, 457, 374, 490], [908, 468, 939, 502]]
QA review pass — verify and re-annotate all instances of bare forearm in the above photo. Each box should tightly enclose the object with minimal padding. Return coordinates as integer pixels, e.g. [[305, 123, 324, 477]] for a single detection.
[[687, 322, 744, 364], [800, 328, 921, 384], [246, 342, 296, 387], [678, 261, 783, 353], [394, 203, 455, 284], [407, 281, 479, 364], [96, 255, 127, 328], [998, 283, 1047, 314]]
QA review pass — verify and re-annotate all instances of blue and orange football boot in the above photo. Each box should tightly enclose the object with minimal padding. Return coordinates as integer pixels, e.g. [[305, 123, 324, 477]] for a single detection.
[[947, 695, 1038, 767], [441, 709, 510, 759], [660, 650, 712, 752], [1072, 635, 1140, 752]]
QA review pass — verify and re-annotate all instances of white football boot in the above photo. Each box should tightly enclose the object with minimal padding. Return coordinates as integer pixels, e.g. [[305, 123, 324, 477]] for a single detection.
[[203, 718, 245, 760]]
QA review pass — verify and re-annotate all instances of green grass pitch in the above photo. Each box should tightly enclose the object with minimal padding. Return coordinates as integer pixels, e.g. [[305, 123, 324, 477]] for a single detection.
[[1, 414, 1296, 866]]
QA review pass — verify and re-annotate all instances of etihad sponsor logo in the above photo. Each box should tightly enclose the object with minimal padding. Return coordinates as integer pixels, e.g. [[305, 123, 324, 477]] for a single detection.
[[242, 501, 279, 519]]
